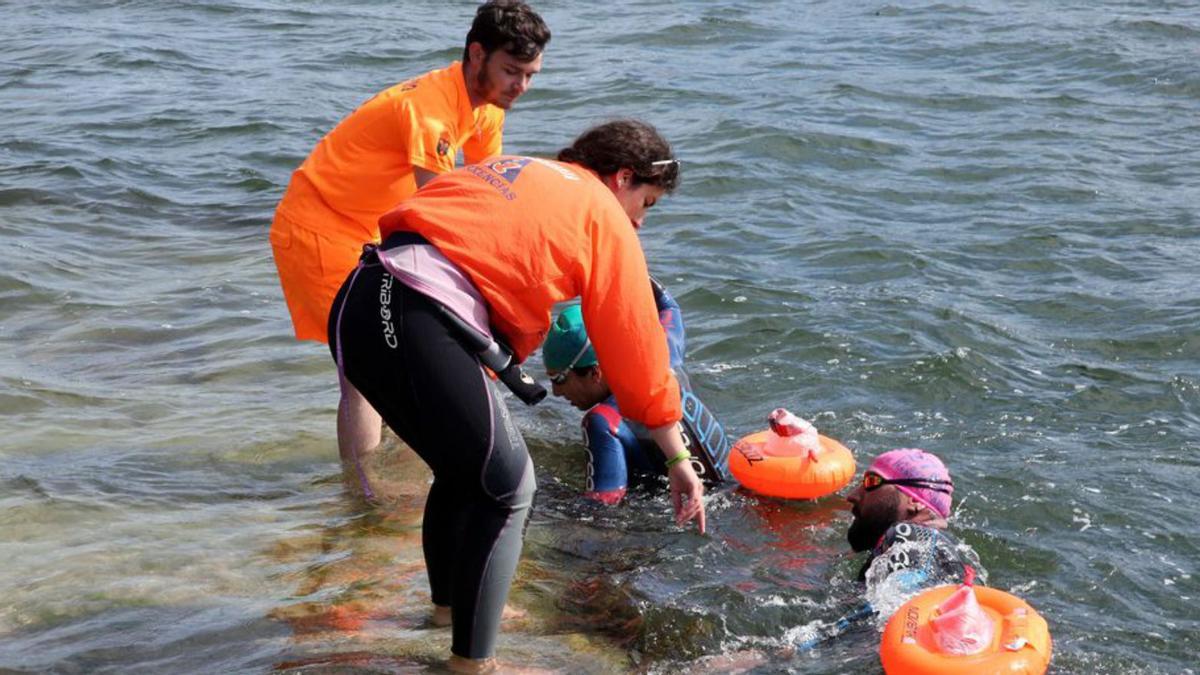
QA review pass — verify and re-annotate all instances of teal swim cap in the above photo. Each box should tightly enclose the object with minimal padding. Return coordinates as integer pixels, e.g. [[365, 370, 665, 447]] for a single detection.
[[542, 304, 598, 371]]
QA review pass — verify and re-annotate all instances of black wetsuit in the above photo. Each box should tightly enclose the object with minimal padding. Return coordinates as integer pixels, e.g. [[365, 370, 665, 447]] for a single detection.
[[792, 522, 984, 652], [858, 521, 981, 592], [329, 253, 534, 660]]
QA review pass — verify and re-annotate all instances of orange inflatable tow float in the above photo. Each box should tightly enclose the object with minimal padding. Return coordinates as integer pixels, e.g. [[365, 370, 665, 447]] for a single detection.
[[729, 408, 855, 499], [880, 574, 1052, 675]]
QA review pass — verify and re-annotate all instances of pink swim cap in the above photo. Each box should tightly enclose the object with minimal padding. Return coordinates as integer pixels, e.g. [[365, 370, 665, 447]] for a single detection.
[[867, 448, 954, 518]]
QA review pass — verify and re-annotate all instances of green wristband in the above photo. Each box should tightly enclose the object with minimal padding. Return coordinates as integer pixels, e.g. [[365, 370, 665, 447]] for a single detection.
[[665, 450, 691, 468]]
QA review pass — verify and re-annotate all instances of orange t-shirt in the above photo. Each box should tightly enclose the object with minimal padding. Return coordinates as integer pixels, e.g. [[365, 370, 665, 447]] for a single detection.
[[278, 61, 504, 239], [379, 156, 682, 429]]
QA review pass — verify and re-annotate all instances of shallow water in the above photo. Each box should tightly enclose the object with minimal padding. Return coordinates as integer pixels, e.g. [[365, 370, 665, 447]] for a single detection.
[[2, 1, 1198, 673]]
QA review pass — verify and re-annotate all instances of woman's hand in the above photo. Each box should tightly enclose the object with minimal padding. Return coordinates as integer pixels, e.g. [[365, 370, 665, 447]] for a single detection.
[[667, 459, 706, 533], [650, 423, 706, 534]]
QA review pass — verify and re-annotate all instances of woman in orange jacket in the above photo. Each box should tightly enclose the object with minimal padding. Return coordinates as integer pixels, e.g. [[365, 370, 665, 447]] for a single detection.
[[328, 120, 704, 672]]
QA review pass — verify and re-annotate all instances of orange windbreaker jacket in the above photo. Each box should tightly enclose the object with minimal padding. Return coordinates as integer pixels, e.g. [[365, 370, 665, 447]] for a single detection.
[[379, 156, 682, 429]]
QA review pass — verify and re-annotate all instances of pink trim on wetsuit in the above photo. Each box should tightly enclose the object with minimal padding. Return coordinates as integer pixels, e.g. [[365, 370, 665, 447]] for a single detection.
[[378, 243, 492, 338], [584, 488, 627, 505], [589, 403, 622, 435]]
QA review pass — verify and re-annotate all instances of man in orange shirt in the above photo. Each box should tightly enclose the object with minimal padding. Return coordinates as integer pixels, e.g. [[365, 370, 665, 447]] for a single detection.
[[269, 1, 549, 481]]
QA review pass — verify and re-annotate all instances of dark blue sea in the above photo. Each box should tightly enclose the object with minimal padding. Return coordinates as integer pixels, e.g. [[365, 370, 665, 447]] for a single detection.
[[2, 1, 1197, 672]]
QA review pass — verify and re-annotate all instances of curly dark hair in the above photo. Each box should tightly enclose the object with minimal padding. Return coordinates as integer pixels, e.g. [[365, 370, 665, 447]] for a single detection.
[[463, 1, 551, 63], [556, 119, 680, 192]]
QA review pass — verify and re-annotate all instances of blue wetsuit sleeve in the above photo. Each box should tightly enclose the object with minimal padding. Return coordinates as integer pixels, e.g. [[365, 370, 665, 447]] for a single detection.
[[651, 277, 686, 368], [581, 407, 629, 503], [650, 277, 733, 483]]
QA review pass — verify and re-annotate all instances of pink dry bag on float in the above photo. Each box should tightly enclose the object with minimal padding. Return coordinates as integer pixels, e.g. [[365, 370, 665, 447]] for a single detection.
[[929, 573, 995, 655], [762, 408, 821, 459]]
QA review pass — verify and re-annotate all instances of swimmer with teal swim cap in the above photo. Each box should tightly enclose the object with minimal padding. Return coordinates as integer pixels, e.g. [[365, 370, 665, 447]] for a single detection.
[[544, 279, 732, 503], [543, 304, 599, 378]]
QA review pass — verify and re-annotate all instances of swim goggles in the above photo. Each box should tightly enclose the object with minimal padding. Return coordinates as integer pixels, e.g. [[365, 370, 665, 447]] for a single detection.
[[548, 337, 593, 385], [861, 471, 953, 494]]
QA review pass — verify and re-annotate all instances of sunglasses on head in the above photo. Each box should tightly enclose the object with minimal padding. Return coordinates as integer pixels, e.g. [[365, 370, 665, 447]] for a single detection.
[[636, 158, 679, 183], [548, 337, 592, 385], [861, 471, 953, 494]]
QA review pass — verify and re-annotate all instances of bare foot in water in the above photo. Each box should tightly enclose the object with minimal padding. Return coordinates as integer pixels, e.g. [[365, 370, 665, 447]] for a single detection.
[[446, 655, 556, 674], [431, 605, 452, 627], [501, 604, 527, 621], [447, 655, 497, 673], [431, 604, 526, 628]]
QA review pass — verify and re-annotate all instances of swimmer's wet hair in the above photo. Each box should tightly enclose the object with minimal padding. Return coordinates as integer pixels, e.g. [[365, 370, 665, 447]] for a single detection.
[[556, 119, 681, 192], [464, 1, 551, 63]]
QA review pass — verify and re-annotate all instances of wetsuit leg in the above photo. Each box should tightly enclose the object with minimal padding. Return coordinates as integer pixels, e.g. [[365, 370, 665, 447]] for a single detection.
[[329, 262, 535, 659]]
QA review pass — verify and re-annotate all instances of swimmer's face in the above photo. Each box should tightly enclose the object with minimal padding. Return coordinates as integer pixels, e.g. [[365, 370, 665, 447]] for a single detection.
[[548, 366, 609, 410], [469, 43, 542, 110], [605, 170, 667, 229], [846, 474, 905, 552]]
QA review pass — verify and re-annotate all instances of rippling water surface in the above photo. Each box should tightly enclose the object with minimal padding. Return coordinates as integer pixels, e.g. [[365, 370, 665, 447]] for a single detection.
[[2, 1, 1198, 673]]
